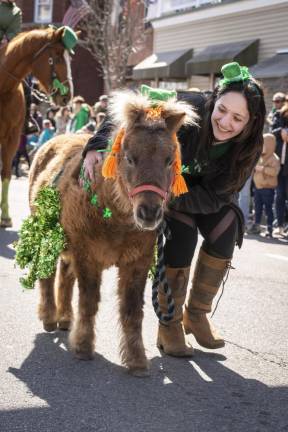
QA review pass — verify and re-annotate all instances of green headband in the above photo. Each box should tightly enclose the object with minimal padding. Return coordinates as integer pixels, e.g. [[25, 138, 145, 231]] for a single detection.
[[140, 84, 176, 104], [219, 62, 252, 88]]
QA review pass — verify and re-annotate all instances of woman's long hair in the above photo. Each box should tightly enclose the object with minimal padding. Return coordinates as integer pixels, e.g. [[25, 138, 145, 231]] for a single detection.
[[197, 79, 266, 194]]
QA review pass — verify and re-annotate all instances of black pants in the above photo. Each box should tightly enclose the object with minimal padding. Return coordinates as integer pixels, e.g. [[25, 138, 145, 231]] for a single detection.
[[164, 206, 238, 268]]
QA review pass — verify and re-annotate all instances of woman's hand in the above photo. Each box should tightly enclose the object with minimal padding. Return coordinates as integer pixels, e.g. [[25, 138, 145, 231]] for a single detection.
[[82, 150, 104, 183]]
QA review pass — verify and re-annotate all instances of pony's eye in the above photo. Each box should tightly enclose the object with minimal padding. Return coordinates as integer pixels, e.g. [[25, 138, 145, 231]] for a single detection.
[[124, 155, 135, 166], [165, 157, 173, 167]]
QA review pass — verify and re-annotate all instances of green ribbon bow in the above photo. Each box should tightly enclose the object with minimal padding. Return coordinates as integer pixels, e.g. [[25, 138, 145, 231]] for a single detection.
[[140, 84, 176, 104], [52, 78, 69, 96], [219, 62, 252, 87]]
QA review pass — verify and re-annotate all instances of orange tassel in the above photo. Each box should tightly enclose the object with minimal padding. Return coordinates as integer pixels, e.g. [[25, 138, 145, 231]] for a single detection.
[[172, 133, 188, 196], [102, 128, 125, 178]]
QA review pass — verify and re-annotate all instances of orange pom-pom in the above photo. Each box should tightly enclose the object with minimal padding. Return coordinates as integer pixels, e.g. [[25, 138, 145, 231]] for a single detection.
[[171, 133, 188, 196], [102, 128, 125, 178]]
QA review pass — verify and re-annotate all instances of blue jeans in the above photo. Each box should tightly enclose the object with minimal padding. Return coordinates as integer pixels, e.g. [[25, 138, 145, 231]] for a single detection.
[[276, 171, 288, 227], [254, 188, 275, 229]]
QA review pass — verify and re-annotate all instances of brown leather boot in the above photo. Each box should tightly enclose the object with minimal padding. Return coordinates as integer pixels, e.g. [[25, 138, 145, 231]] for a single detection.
[[157, 267, 194, 357], [183, 248, 231, 349]]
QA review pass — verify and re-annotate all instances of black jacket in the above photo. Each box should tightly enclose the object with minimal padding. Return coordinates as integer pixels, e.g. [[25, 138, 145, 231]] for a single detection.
[[271, 111, 288, 176]]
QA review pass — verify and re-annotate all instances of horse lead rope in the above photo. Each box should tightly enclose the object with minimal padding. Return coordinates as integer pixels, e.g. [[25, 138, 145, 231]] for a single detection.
[[152, 220, 175, 322]]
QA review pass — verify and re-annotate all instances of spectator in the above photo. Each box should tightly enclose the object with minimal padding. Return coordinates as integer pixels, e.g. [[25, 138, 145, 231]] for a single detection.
[[37, 119, 55, 147], [69, 96, 91, 132], [93, 95, 108, 116], [96, 112, 106, 128], [0, 0, 22, 46], [30, 103, 43, 131], [271, 99, 288, 236], [248, 134, 280, 237], [12, 134, 30, 178], [46, 106, 58, 130], [267, 92, 286, 128], [55, 106, 71, 135]]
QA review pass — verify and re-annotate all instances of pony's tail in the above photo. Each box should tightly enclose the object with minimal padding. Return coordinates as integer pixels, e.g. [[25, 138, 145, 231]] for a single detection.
[[102, 128, 125, 178]]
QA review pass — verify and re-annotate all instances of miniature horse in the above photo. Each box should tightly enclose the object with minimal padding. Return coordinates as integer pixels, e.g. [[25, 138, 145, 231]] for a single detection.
[[29, 91, 197, 376], [0, 27, 77, 227]]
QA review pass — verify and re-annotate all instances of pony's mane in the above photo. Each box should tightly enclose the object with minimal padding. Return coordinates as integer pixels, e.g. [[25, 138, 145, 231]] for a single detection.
[[109, 90, 199, 129], [3, 28, 55, 58]]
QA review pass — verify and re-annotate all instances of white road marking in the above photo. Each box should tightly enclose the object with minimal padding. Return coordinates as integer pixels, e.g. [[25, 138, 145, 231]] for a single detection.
[[189, 360, 213, 382], [265, 253, 288, 262]]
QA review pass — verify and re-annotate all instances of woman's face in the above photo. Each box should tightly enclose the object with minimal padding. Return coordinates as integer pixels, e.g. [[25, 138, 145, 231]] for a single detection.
[[211, 91, 250, 141]]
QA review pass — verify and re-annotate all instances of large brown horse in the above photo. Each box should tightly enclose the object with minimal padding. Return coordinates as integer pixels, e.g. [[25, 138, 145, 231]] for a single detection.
[[29, 90, 197, 376], [0, 26, 77, 227]]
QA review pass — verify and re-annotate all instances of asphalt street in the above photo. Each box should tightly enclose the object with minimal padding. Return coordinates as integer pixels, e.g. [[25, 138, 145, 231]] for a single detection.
[[0, 176, 287, 432]]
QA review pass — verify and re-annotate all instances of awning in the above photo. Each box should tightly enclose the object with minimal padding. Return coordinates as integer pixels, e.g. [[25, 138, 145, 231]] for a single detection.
[[133, 49, 193, 80], [186, 40, 259, 75], [250, 53, 288, 79]]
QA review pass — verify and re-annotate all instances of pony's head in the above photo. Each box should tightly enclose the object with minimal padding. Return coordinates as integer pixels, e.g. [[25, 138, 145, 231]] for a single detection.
[[31, 27, 79, 106], [104, 91, 198, 230]]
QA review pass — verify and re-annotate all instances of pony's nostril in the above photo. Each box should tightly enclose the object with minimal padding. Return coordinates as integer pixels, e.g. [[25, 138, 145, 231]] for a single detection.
[[137, 205, 147, 221]]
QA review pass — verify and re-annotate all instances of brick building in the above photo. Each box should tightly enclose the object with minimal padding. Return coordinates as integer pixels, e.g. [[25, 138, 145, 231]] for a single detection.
[[16, 0, 104, 105]]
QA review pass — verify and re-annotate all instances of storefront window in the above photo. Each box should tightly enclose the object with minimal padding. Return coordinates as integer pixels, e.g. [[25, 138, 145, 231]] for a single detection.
[[34, 0, 53, 24]]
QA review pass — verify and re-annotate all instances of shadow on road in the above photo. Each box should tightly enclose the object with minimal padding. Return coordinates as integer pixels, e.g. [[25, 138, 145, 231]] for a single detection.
[[2, 331, 288, 432], [0, 229, 18, 259]]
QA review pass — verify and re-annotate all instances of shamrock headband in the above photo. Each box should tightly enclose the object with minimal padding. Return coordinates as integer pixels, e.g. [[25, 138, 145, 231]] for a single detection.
[[219, 62, 253, 88]]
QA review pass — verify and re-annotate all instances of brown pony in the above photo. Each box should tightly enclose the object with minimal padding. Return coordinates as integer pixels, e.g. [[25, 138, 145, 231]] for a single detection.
[[0, 27, 77, 227], [29, 91, 197, 377]]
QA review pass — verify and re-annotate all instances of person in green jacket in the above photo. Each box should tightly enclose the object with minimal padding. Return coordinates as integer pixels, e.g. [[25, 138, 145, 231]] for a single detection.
[[70, 96, 91, 132], [0, 0, 22, 45]]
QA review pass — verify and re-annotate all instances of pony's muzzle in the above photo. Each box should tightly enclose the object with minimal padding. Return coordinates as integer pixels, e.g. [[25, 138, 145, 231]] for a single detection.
[[135, 203, 163, 230]]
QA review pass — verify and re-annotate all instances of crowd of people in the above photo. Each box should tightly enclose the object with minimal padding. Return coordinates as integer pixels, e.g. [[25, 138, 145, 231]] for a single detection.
[[13, 94, 108, 177], [238, 91, 288, 238]]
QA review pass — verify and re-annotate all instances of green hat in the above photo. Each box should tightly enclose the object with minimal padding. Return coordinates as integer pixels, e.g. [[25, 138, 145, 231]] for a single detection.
[[219, 62, 251, 87], [140, 84, 176, 104], [60, 26, 78, 54]]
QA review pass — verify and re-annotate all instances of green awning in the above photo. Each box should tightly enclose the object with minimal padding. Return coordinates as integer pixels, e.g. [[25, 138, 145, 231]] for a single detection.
[[250, 53, 288, 79], [186, 40, 259, 75], [133, 49, 193, 80]]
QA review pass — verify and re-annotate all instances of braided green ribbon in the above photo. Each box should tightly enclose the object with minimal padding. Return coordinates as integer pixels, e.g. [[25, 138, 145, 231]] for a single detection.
[[52, 78, 69, 96]]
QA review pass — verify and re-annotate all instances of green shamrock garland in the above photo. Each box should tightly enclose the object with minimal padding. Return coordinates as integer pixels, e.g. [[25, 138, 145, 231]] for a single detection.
[[15, 186, 66, 289], [79, 165, 112, 219]]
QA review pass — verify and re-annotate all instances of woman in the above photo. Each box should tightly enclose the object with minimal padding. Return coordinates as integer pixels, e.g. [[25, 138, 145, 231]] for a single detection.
[[271, 101, 288, 236], [81, 62, 266, 357]]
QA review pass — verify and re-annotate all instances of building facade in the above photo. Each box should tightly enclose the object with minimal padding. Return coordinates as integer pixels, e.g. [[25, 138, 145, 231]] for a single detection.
[[133, 0, 288, 111]]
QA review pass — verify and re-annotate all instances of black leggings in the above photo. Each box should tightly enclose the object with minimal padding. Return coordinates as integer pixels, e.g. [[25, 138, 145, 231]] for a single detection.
[[164, 206, 238, 268]]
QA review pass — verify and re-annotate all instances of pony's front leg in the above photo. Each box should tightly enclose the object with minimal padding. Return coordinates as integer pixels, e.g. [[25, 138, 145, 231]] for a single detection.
[[118, 261, 150, 377], [56, 256, 75, 330], [38, 273, 57, 332], [69, 263, 101, 360]]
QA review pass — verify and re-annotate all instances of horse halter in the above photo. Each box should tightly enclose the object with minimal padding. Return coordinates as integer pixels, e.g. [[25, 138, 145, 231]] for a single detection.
[[128, 184, 169, 202], [32, 42, 70, 98]]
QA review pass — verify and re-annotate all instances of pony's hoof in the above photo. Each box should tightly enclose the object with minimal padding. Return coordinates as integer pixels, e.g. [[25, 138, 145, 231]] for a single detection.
[[1, 218, 12, 228], [75, 349, 94, 361], [58, 320, 71, 331], [129, 367, 150, 378], [43, 322, 57, 332]]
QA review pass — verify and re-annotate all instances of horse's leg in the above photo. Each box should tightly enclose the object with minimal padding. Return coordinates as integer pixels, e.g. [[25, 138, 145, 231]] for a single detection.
[[1, 133, 21, 227], [56, 256, 75, 330], [69, 262, 101, 360], [118, 260, 150, 377], [38, 273, 57, 332]]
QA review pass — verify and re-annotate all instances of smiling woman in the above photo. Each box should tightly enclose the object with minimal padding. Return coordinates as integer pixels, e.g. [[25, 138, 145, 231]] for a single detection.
[[81, 62, 267, 358]]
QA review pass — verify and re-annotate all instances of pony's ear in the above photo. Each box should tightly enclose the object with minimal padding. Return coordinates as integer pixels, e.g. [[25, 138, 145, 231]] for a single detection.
[[125, 107, 146, 130], [164, 112, 186, 134], [75, 30, 81, 38], [54, 26, 65, 41]]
